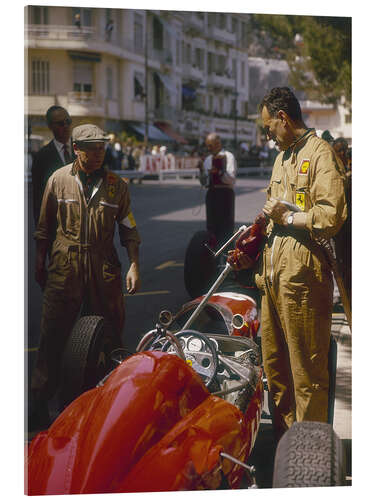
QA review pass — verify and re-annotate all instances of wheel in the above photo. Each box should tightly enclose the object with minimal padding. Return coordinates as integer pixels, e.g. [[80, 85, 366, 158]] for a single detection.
[[59, 315, 115, 410], [184, 230, 218, 298], [162, 330, 219, 387], [273, 421, 346, 488]]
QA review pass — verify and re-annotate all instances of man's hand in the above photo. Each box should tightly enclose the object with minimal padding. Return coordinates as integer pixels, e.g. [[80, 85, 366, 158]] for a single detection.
[[126, 262, 140, 294], [227, 250, 255, 271], [263, 198, 290, 226]]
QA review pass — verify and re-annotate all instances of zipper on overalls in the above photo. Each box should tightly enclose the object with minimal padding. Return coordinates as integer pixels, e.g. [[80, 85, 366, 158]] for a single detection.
[[269, 168, 289, 285]]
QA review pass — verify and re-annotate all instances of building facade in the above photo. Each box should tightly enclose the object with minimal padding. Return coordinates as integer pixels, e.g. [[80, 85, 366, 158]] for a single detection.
[[25, 6, 255, 148]]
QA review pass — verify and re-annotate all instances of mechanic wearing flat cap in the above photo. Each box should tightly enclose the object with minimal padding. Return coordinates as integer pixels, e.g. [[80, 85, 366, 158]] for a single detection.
[[30, 124, 141, 430]]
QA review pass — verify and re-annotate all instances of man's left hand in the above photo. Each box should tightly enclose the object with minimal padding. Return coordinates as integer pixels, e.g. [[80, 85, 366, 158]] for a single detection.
[[263, 198, 289, 226], [126, 263, 140, 294]]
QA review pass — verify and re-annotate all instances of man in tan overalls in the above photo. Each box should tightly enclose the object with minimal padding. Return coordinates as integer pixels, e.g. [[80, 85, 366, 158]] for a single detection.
[[30, 124, 141, 430], [232, 88, 347, 439]]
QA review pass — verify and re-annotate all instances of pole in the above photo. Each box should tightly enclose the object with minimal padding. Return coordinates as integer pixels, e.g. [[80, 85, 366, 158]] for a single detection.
[[144, 11, 149, 147]]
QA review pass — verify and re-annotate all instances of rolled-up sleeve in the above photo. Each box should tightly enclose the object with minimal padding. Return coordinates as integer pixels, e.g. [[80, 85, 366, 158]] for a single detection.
[[305, 150, 347, 240], [117, 183, 141, 247]]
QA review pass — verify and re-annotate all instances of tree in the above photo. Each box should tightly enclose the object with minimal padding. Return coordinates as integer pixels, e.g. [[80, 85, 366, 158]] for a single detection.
[[248, 15, 351, 109]]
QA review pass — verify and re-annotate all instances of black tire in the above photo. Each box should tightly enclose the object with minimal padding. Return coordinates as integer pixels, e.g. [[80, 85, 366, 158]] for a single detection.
[[184, 230, 218, 298], [273, 421, 346, 488], [59, 315, 114, 410]]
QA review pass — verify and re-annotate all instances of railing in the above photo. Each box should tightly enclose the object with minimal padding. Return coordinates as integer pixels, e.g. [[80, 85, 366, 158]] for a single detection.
[[26, 24, 95, 40], [67, 91, 103, 107]]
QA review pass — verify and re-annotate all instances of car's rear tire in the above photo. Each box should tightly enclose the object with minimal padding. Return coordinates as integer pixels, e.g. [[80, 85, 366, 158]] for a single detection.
[[272, 421, 346, 488], [59, 315, 114, 410], [184, 230, 218, 298]]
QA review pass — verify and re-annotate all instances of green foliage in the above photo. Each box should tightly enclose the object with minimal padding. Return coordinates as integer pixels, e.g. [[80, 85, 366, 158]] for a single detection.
[[250, 14, 351, 109]]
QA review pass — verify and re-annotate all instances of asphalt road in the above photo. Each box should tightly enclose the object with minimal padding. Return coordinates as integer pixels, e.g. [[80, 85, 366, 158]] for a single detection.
[[26, 177, 268, 361]]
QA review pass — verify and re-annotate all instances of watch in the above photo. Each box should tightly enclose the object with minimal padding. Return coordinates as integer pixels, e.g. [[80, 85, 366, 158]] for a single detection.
[[287, 213, 294, 226]]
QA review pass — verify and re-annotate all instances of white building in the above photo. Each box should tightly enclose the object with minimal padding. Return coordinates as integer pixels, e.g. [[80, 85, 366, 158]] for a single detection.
[[25, 6, 255, 148], [248, 57, 352, 143]]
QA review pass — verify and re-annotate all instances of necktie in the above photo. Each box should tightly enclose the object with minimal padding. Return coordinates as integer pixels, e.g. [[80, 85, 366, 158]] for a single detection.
[[63, 143, 71, 164]]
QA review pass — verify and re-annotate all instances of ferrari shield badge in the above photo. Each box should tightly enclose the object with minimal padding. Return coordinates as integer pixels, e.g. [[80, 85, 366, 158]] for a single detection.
[[296, 191, 306, 211], [107, 172, 117, 198], [299, 159, 310, 175]]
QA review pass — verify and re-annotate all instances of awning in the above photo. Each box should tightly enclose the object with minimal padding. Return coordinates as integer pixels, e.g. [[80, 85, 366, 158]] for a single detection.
[[134, 73, 145, 97], [182, 85, 196, 98], [154, 121, 188, 144], [154, 72, 177, 95], [126, 122, 172, 142], [68, 51, 101, 62]]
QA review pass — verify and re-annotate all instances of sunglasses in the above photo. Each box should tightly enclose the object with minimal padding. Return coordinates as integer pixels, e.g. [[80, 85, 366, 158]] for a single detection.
[[52, 118, 72, 127]]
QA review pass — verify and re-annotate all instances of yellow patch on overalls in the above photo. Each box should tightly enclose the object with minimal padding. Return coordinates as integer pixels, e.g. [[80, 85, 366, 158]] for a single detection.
[[299, 159, 310, 175], [127, 211, 136, 228], [108, 185, 116, 198], [296, 191, 306, 211]]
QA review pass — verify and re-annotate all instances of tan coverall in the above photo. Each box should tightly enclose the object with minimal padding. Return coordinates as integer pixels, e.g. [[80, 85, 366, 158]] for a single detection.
[[32, 163, 141, 401], [254, 130, 347, 432]]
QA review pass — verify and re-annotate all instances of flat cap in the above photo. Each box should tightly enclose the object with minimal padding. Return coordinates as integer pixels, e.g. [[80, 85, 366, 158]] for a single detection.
[[72, 124, 109, 143]]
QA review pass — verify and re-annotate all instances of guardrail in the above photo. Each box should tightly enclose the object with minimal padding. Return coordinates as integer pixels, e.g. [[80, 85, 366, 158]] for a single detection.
[[25, 165, 273, 184]]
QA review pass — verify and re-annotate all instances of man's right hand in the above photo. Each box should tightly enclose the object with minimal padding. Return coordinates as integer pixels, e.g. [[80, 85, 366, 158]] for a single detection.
[[227, 250, 255, 270]]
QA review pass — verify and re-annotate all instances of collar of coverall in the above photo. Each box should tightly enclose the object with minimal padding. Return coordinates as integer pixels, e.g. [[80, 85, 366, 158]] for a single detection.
[[287, 128, 316, 152], [71, 160, 106, 183]]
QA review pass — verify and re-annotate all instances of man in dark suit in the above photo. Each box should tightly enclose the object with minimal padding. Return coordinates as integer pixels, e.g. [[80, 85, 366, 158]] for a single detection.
[[31, 106, 75, 225]]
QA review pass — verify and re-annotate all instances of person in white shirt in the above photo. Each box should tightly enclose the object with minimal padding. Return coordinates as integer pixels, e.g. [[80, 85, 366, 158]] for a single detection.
[[199, 133, 237, 247]]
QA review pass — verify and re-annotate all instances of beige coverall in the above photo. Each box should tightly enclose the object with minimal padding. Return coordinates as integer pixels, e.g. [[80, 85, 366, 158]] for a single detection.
[[32, 163, 141, 401], [254, 130, 347, 432]]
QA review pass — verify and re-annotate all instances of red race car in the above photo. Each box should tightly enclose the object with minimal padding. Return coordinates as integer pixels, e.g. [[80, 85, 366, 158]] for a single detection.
[[26, 226, 345, 495]]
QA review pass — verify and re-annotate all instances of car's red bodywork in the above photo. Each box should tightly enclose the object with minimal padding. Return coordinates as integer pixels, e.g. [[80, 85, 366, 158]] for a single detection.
[[26, 292, 263, 495]]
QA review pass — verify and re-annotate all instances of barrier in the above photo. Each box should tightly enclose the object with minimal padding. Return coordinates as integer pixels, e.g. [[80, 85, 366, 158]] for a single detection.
[[24, 158, 273, 183]]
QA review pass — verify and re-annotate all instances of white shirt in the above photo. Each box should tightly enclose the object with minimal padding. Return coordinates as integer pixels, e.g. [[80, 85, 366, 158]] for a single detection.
[[53, 139, 72, 164], [201, 149, 237, 188]]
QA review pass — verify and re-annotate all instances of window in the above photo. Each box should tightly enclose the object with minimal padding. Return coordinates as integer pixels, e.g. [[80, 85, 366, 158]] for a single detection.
[[241, 61, 245, 86], [134, 71, 145, 99], [243, 101, 248, 117], [106, 66, 113, 99], [219, 14, 226, 30], [153, 16, 163, 51], [219, 96, 223, 114], [31, 59, 50, 94], [345, 113, 352, 124], [232, 59, 237, 80], [217, 55, 225, 74], [195, 48, 204, 70], [186, 44, 191, 64], [231, 17, 238, 34], [30, 6, 48, 24], [176, 39, 180, 66], [208, 52, 214, 74], [72, 7, 92, 27], [209, 95, 213, 113], [73, 62, 93, 93], [134, 13, 143, 52]]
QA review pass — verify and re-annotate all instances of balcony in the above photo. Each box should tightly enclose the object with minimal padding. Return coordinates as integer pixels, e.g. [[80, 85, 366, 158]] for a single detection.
[[150, 47, 173, 66], [67, 91, 105, 115], [26, 24, 95, 41], [207, 72, 234, 89], [207, 26, 236, 46], [183, 13, 205, 34], [182, 64, 203, 82]]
